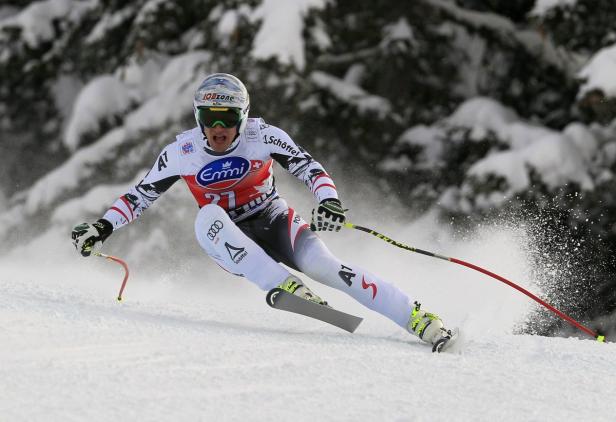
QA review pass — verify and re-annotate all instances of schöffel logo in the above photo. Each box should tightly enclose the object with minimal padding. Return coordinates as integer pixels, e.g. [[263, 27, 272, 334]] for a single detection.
[[196, 157, 250, 190]]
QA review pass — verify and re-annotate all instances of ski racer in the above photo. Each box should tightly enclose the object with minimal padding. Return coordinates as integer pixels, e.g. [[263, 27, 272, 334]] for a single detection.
[[71, 73, 454, 348]]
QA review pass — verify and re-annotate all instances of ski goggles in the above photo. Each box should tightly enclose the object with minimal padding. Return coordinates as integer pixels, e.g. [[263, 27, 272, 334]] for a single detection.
[[196, 107, 242, 129]]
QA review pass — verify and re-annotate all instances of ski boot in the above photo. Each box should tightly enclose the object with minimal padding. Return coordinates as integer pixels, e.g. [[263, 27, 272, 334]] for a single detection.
[[278, 275, 327, 306], [407, 301, 456, 352]]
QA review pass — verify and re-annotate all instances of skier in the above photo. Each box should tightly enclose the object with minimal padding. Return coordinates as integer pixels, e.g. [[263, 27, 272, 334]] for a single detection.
[[71, 73, 454, 349]]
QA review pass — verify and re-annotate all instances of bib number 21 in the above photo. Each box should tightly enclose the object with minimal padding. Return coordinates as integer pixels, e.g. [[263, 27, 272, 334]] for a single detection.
[[204, 191, 236, 208]]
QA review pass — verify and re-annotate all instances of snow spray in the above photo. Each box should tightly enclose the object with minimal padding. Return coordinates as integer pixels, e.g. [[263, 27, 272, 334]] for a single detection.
[[344, 222, 605, 342]]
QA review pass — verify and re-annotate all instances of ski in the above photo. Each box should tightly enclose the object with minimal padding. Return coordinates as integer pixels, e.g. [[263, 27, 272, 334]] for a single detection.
[[432, 328, 459, 353], [266, 288, 363, 333]]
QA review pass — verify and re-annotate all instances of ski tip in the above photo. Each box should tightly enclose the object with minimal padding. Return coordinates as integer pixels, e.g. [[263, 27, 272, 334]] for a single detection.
[[265, 287, 283, 307]]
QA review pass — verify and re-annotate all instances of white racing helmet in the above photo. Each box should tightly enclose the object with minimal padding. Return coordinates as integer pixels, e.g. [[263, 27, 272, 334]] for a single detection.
[[193, 73, 250, 136]]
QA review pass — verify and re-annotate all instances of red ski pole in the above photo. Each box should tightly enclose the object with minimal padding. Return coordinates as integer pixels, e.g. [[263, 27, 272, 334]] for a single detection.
[[93, 252, 130, 301], [344, 222, 605, 342]]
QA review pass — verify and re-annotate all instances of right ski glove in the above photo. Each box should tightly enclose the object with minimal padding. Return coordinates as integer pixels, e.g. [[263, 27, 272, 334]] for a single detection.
[[71, 219, 113, 257], [311, 198, 347, 232]]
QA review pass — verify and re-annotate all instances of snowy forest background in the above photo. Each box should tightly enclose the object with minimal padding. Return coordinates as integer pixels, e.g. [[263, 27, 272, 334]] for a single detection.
[[1, 0, 616, 339]]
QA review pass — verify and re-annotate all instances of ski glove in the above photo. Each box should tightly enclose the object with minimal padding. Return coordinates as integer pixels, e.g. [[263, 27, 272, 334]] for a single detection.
[[311, 198, 346, 232], [71, 219, 113, 257]]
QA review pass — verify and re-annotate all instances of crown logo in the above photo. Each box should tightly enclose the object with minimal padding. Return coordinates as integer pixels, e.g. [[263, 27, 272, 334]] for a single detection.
[[222, 161, 232, 169]]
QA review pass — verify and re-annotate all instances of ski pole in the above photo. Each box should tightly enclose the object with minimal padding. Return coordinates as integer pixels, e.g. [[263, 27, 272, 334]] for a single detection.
[[93, 252, 130, 301], [344, 222, 606, 343]]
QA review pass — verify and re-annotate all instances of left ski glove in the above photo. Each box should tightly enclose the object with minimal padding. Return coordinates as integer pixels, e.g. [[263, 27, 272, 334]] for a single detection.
[[71, 219, 113, 257], [311, 198, 346, 232]]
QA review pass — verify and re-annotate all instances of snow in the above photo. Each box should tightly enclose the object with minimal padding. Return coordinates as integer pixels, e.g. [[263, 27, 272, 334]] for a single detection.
[[64, 75, 133, 151], [564, 122, 599, 163], [310, 71, 392, 117], [0, 6, 19, 20], [51, 74, 83, 129], [381, 17, 416, 51], [448, 97, 518, 141], [309, 18, 331, 50], [26, 127, 127, 215], [155, 51, 211, 97], [428, 0, 516, 33], [506, 121, 554, 150], [6, 146, 615, 420], [2, 189, 615, 421], [428, 0, 574, 74], [529, 0, 578, 16], [392, 125, 446, 171], [443, 23, 486, 97], [84, 6, 135, 44], [50, 175, 144, 227], [0, 0, 72, 47], [386, 18, 414, 41], [117, 53, 167, 102], [0, 0, 95, 48], [3, 5, 616, 418], [381, 97, 600, 210], [446, 98, 598, 203], [251, 0, 328, 70], [468, 132, 594, 196], [0, 187, 6, 211], [578, 43, 616, 98], [123, 50, 210, 131], [134, 0, 167, 26], [216, 9, 239, 43], [343, 64, 365, 85], [19, 50, 211, 218]]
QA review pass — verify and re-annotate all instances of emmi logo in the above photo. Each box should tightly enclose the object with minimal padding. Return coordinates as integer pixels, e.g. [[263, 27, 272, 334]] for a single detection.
[[196, 157, 250, 190]]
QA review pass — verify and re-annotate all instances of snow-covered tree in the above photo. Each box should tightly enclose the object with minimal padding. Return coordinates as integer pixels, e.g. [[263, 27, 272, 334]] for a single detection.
[[1, 0, 615, 336]]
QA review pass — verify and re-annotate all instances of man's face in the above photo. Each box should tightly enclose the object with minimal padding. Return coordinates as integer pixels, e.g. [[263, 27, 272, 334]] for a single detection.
[[204, 125, 238, 152], [196, 107, 241, 153]]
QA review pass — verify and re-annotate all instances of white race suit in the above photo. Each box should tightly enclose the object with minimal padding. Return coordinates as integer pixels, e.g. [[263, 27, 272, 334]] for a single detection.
[[101, 118, 414, 328]]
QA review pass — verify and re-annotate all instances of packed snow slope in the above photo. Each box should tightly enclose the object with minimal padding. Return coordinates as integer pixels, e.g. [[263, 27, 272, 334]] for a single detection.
[[2, 183, 615, 422]]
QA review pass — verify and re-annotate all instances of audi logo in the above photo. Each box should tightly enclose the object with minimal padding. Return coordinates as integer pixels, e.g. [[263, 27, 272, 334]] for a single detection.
[[207, 220, 224, 240]]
